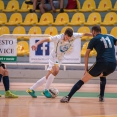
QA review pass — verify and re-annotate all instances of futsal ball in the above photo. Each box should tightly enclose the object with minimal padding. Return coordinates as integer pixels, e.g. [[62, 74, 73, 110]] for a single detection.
[[49, 87, 59, 98]]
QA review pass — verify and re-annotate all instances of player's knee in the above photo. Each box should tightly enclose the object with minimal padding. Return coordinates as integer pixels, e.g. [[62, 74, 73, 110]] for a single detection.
[[0, 67, 5, 75], [4, 69, 9, 76], [53, 69, 59, 76]]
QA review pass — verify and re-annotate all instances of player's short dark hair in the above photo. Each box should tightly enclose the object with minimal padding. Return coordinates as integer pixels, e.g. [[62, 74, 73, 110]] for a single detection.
[[92, 25, 101, 33], [64, 28, 73, 37]]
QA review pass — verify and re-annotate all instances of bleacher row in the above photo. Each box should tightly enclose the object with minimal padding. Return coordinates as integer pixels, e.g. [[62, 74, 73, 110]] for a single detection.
[[0, 0, 117, 12]]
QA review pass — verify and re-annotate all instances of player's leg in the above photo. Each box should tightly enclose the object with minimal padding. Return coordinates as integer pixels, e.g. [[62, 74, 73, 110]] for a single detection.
[[0, 64, 18, 98], [0, 66, 4, 97], [99, 77, 106, 102], [43, 64, 59, 98], [60, 72, 93, 103]]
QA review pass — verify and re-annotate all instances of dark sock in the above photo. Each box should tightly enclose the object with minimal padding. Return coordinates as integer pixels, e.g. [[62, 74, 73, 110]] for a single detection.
[[3, 76, 10, 91], [60, 8, 64, 13], [68, 80, 84, 100], [0, 74, 3, 82], [100, 77, 106, 97]]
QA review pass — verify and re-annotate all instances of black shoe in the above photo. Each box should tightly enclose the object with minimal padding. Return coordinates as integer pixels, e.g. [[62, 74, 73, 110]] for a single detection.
[[99, 95, 104, 102], [60, 96, 70, 103], [29, 9, 35, 13], [25, 1, 33, 5], [59, 9, 64, 13]]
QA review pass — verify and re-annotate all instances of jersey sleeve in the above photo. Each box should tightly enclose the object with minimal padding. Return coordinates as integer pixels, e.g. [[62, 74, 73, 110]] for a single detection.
[[87, 38, 96, 50], [49, 34, 63, 42], [73, 33, 83, 39]]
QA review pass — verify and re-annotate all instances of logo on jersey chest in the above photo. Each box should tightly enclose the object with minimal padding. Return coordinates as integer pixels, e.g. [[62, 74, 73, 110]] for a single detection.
[[59, 44, 71, 52]]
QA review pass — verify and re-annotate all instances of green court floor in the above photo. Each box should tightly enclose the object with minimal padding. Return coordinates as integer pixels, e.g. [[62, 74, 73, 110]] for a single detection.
[[0, 90, 117, 98]]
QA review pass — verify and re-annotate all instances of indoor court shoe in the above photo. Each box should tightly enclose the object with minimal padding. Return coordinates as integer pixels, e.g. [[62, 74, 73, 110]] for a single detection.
[[26, 89, 37, 98], [60, 96, 70, 103], [5, 90, 18, 98], [42, 89, 52, 98], [99, 95, 104, 102]]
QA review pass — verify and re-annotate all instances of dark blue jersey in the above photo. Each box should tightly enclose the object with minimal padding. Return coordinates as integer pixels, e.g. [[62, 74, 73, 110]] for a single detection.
[[87, 34, 117, 63]]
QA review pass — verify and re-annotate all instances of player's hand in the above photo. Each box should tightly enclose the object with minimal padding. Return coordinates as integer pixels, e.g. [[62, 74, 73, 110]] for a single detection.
[[31, 44, 37, 51]]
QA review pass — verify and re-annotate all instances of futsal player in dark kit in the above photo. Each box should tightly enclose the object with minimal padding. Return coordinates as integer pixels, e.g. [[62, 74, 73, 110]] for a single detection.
[[60, 25, 117, 103]]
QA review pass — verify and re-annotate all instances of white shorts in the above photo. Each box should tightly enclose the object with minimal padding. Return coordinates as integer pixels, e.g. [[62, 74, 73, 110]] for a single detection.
[[47, 53, 61, 71]]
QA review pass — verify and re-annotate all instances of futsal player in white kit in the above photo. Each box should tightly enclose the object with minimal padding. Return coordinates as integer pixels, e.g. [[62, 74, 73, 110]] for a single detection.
[[26, 28, 92, 98]]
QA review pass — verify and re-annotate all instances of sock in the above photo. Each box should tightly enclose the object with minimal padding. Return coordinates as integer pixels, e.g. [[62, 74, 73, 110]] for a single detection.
[[45, 74, 55, 90], [3, 76, 10, 91], [0, 74, 3, 82], [30, 76, 46, 90], [100, 77, 106, 97], [68, 80, 84, 100]]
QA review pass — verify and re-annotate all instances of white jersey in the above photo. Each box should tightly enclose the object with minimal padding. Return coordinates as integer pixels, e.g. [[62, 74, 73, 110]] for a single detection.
[[49, 33, 83, 63]]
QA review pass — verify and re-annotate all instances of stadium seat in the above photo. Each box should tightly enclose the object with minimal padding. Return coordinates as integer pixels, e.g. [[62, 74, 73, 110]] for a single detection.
[[5, 13, 22, 25], [95, 0, 112, 11], [0, 0, 4, 11], [111, 1, 117, 11], [60, 26, 74, 34], [2, 0, 19, 12], [110, 27, 117, 38], [18, 1, 33, 12], [24, 26, 42, 40], [100, 26, 107, 34], [0, 13, 7, 25], [68, 13, 85, 25], [12, 26, 26, 40], [81, 42, 97, 57], [17, 41, 29, 56], [79, 0, 96, 12], [100, 12, 117, 25], [64, 0, 80, 12], [36, 13, 53, 25], [84, 12, 101, 25], [21, 13, 38, 25], [77, 26, 93, 41], [52, 13, 69, 25], [0, 26, 10, 36], [44, 27, 58, 36]]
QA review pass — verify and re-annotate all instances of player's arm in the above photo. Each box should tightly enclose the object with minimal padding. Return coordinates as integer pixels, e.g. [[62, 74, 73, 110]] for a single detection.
[[83, 33, 93, 37], [32, 38, 50, 51], [84, 49, 91, 72]]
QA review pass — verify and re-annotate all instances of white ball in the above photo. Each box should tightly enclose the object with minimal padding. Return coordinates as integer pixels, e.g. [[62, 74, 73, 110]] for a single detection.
[[49, 87, 59, 98]]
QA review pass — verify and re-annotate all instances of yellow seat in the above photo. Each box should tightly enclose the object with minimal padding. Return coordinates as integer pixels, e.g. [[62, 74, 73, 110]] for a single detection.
[[3, 1, 19, 12], [21, 13, 38, 25], [111, 1, 117, 11], [79, 0, 96, 12], [52, 13, 69, 25], [77, 26, 92, 41], [17, 41, 29, 56], [5, 13, 22, 25], [110, 27, 117, 38], [95, 0, 112, 11], [0, 26, 10, 36], [60, 26, 74, 34], [84, 12, 101, 25], [64, 0, 80, 12], [100, 26, 107, 34], [0, 13, 7, 25], [68, 13, 85, 25], [18, 1, 33, 12], [100, 12, 117, 25], [24, 26, 42, 40], [81, 42, 96, 57], [0, 1, 4, 11], [44, 27, 58, 36], [12, 26, 26, 40], [36, 13, 53, 25]]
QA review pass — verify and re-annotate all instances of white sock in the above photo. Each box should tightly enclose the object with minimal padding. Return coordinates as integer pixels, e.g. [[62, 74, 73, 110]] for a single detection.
[[45, 74, 55, 90], [30, 76, 46, 90]]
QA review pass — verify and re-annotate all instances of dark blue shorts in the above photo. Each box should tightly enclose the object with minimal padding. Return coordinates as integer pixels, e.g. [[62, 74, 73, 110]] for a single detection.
[[88, 62, 116, 77]]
